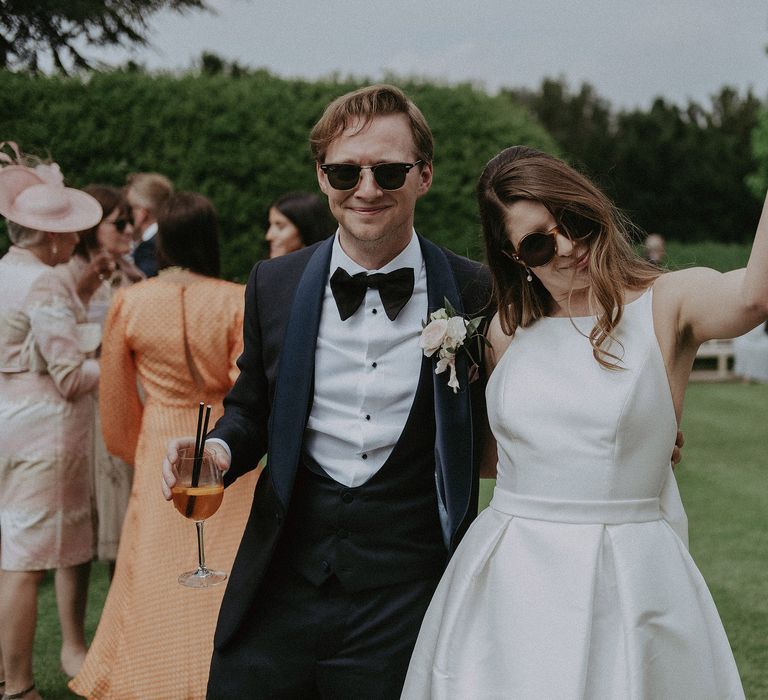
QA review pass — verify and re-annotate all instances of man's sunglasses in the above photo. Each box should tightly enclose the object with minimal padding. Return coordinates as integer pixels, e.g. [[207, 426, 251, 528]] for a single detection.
[[503, 223, 591, 268], [320, 160, 423, 191], [107, 218, 132, 232]]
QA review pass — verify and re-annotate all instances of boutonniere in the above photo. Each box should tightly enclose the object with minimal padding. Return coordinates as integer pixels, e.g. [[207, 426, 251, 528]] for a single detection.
[[419, 298, 487, 393]]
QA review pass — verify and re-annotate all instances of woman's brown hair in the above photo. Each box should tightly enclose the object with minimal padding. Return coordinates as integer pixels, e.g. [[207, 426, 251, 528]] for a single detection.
[[478, 146, 660, 369], [157, 192, 220, 278]]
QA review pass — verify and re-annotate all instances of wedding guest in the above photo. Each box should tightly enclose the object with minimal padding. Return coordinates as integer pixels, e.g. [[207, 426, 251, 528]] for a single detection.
[[0, 151, 102, 700], [642, 232, 666, 265], [402, 145, 764, 697], [162, 84, 494, 700], [62, 185, 144, 578], [70, 192, 258, 700], [265, 190, 335, 258], [125, 171, 173, 277]]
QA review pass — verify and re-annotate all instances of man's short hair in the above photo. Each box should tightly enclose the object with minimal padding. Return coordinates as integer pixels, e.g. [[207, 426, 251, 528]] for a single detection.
[[126, 172, 174, 213], [310, 84, 434, 165]]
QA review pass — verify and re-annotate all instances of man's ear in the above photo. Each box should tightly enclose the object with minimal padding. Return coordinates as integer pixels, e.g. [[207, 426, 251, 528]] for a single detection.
[[316, 162, 328, 196], [417, 161, 433, 196]]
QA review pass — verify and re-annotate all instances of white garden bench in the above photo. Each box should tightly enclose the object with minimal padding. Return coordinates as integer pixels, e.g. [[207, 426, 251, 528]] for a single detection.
[[691, 339, 735, 381]]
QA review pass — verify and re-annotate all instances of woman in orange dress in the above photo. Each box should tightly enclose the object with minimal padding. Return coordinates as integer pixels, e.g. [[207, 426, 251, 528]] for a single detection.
[[70, 192, 259, 700]]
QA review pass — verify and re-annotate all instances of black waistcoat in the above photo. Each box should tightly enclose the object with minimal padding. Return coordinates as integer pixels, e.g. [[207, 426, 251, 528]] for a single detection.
[[276, 357, 447, 592]]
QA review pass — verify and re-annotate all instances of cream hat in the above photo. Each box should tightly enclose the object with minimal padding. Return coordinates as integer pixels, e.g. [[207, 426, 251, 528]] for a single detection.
[[0, 162, 102, 233]]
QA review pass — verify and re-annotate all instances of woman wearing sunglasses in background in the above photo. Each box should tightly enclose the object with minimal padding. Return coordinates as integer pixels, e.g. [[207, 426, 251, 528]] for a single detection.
[[69, 185, 145, 308], [61, 186, 144, 581], [403, 145, 767, 698]]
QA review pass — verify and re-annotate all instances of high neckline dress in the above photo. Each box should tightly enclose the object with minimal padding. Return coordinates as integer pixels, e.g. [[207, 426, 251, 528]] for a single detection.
[[70, 272, 260, 700], [402, 289, 744, 699]]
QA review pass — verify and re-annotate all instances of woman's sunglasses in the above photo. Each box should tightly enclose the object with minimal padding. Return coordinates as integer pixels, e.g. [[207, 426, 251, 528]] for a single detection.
[[503, 223, 591, 268], [320, 160, 423, 191], [106, 218, 132, 233]]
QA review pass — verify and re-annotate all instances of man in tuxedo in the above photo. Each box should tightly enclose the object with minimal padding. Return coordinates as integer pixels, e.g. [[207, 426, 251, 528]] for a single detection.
[[125, 171, 173, 277], [162, 84, 492, 698]]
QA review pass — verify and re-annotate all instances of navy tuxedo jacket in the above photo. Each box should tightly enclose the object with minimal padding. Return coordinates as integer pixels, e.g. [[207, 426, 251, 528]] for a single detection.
[[209, 234, 492, 648], [133, 235, 158, 278]]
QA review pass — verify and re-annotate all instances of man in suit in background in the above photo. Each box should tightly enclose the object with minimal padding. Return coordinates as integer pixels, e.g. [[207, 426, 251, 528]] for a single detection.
[[162, 84, 492, 699], [125, 171, 173, 277]]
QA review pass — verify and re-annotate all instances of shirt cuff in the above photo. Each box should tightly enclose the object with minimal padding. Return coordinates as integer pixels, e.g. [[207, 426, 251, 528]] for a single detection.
[[205, 438, 231, 474]]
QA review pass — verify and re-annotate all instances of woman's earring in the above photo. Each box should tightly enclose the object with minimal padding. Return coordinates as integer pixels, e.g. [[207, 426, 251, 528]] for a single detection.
[[525, 268, 533, 282]]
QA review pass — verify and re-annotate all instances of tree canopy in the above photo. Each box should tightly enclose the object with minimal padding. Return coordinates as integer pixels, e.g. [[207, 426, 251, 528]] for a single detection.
[[0, 0, 207, 73], [506, 78, 763, 244]]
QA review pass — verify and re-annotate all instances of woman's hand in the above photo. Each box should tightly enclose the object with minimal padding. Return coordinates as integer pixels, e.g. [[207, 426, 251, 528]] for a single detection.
[[671, 430, 684, 468], [76, 250, 116, 304]]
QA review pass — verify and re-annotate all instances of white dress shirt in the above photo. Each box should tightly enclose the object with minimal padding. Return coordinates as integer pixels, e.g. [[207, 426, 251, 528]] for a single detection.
[[141, 221, 158, 243], [304, 232, 427, 487], [210, 232, 428, 486]]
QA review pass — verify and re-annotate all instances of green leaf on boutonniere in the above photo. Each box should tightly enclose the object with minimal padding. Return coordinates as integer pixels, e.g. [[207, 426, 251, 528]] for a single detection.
[[465, 316, 483, 336]]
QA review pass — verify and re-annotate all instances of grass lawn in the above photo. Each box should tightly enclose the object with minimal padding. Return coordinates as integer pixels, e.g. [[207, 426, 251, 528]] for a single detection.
[[675, 382, 768, 698], [30, 383, 768, 699], [30, 562, 110, 699]]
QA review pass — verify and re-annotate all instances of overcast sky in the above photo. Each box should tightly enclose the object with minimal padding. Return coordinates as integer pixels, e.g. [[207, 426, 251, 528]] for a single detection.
[[86, 0, 768, 110]]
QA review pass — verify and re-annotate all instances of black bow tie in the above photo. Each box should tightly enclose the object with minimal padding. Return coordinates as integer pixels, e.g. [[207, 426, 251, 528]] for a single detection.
[[330, 266, 415, 321]]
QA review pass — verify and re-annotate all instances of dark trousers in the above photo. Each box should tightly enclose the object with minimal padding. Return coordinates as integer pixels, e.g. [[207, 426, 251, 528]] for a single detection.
[[207, 562, 441, 699]]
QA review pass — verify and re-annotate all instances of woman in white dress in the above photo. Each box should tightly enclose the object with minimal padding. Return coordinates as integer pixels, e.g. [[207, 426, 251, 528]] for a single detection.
[[403, 146, 767, 698]]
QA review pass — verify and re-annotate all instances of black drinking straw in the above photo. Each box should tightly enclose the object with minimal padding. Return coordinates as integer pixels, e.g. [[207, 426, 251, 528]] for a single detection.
[[194, 404, 212, 483], [193, 401, 204, 464], [186, 402, 210, 517]]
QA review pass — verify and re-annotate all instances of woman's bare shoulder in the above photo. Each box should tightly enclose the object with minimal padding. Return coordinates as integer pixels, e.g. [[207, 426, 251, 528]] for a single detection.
[[485, 311, 515, 373]]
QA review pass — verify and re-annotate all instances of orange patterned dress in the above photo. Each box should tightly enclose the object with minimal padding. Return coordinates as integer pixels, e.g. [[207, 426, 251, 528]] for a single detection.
[[70, 269, 260, 700]]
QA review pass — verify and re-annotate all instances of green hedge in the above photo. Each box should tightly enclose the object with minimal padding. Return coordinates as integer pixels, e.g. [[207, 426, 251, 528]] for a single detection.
[[662, 241, 752, 272], [629, 241, 751, 273], [0, 70, 555, 280]]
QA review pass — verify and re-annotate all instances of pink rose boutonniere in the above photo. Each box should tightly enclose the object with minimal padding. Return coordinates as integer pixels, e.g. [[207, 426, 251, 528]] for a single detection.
[[419, 298, 487, 393]]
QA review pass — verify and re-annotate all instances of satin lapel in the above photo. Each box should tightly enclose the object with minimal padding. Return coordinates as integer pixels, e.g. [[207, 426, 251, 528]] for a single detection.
[[268, 237, 333, 511], [419, 236, 474, 545]]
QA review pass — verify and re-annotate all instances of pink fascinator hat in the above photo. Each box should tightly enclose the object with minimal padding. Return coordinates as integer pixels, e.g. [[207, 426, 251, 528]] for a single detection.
[[0, 143, 102, 233]]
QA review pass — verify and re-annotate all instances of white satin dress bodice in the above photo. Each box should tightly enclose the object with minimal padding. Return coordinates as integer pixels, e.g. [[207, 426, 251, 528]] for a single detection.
[[402, 289, 744, 699]]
